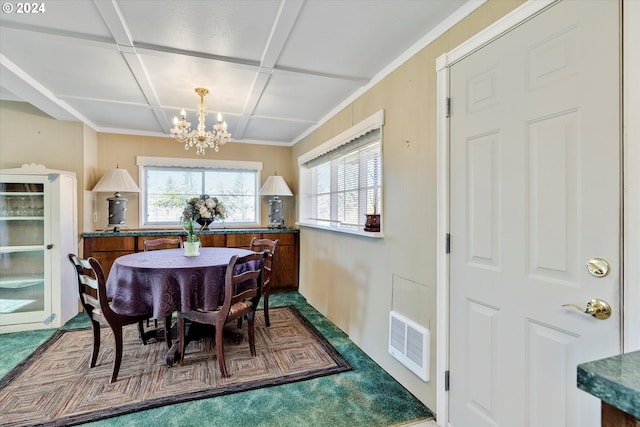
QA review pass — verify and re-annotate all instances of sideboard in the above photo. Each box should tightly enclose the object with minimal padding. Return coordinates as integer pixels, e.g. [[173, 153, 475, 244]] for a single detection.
[[578, 350, 640, 427], [81, 229, 299, 292]]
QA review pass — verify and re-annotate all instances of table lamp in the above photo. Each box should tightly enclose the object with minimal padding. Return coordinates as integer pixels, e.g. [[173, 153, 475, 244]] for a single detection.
[[259, 174, 293, 228], [92, 166, 140, 232]]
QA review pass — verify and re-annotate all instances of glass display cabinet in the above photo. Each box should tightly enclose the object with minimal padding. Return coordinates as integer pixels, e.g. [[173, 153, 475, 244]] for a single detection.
[[0, 164, 78, 333]]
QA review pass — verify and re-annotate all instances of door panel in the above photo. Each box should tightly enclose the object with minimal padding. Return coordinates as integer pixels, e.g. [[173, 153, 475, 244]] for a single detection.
[[449, 1, 620, 426]]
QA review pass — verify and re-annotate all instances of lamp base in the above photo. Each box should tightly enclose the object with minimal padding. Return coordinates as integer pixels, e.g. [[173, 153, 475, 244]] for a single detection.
[[105, 193, 128, 232], [268, 198, 285, 228], [102, 224, 130, 233], [268, 223, 287, 229]]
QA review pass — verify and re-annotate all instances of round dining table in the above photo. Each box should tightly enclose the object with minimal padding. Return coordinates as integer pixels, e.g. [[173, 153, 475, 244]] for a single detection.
[[106, 246, 258, 366], [106, 247, 255, 320]]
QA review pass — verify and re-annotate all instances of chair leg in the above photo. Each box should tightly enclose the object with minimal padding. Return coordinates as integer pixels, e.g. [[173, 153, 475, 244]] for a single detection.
[[216, 323, 227, 378], [138, 321, 148, 345], [248, 315, 257, 357], [177, 315, 185, 366], [263, 291, 271, 327], [164, 314, 173, 348], [111, 326, 124, 383], [90, 319, 101, 368]]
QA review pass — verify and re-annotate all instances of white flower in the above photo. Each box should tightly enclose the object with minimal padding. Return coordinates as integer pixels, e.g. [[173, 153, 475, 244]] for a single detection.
[[181, 194, 226, 223], [199, 206, 212, 218]]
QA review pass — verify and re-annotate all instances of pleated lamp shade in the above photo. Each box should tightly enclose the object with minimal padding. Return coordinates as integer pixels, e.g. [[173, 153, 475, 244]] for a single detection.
[[92, 167, 140, 195], [259, 175, 293, 196]]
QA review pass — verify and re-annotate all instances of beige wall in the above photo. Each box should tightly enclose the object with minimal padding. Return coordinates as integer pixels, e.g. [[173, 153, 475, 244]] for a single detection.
[[0, 101, 90, 239], [291, 0, 524, 410], [93, 133, 294, 230]]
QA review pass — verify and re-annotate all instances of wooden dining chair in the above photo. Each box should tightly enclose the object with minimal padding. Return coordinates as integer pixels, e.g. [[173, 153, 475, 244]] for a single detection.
[[143, 237, 183, 251], [249, 237, 279, 327], [178, 251, 267, 378], [141, 237, 183, 347], [68, 254, 152, 383]]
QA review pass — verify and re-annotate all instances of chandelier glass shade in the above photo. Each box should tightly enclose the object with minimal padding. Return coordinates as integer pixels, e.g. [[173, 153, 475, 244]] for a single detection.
[[170, 87, 231, 155]]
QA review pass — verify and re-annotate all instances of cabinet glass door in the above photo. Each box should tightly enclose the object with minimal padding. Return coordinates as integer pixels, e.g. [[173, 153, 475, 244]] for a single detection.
[[0, 179, 49, 325]]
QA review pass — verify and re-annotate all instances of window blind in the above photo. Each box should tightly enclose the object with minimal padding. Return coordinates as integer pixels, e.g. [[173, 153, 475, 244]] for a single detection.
[[306, 130, 382, 226], [302, 128, 381, 168]]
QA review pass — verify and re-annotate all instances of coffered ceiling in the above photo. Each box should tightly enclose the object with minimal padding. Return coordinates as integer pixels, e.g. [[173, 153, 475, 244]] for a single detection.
[[0, 0, 477, 146]]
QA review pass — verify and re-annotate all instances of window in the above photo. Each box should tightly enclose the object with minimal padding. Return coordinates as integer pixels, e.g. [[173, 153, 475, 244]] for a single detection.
[[137, 157, 262, 227], [298, 110, 384, 236]]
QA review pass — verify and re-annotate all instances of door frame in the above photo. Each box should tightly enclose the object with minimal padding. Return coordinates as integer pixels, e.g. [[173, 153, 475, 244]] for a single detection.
[[434, 0, 639, 425]]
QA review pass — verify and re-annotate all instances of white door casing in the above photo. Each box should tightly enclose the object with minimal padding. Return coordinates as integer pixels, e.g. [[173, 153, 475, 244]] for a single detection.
[[442, 1, 621, 426]]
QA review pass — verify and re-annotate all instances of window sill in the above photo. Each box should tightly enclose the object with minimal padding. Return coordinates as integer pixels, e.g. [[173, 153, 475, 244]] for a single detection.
[[296, 220, 384, 238], [139, 222, 261, 230]]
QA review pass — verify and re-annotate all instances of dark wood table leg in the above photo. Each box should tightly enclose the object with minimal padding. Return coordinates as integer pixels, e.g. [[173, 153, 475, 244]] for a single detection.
[[165, 322, 244, 366], [165, 340, 182, 367]]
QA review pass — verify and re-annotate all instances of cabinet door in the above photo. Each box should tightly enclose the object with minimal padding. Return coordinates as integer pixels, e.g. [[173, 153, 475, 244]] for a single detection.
[[83, 237, 135, 276], [199, 234, 226, 247], [262, 233, 298, 291], [273, 243, 298, 291], [226, 233, 261, 248], [0, 178, 50, 326]]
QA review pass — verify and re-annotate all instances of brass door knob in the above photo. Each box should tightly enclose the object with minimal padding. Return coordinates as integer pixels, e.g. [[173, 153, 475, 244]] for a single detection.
[[587, 258, 610, 277], [562, 299, 612, 320]]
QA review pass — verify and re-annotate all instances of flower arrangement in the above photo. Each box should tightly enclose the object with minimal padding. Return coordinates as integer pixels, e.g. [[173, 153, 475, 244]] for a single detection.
[[181, 195, 226, 226]]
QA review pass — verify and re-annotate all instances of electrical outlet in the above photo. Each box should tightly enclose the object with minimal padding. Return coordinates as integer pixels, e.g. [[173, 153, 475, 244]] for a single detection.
[[93, 212, 98, 222]]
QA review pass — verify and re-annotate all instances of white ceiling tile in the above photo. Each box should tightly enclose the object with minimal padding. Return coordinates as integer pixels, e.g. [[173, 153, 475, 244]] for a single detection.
[[276, 0, 467, 79], [256, 71, 362, 121], [1, 28, 146, 103], [67, 98, 160, 133], [242, 116, 312, 143], [118, 0, 280, 61], [140, 51, 257, 113]]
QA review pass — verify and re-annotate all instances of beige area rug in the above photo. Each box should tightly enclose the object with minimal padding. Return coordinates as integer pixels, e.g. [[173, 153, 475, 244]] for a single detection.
[[0, 306, 351, 427]]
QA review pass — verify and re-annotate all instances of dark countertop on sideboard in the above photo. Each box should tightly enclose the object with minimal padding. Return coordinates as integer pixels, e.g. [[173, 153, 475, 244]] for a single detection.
[[577, 350, 640, 419], [82, 228, 299, 238]]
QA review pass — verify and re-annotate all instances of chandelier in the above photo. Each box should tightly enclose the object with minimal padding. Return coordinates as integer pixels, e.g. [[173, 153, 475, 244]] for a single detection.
[[170, 87, 231, 155]]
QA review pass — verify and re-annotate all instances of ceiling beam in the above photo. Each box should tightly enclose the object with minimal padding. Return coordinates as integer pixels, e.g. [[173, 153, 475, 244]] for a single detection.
[[0, 54, 94, 125], [93, 0, 170, 132], [234, 0, 305, 139]]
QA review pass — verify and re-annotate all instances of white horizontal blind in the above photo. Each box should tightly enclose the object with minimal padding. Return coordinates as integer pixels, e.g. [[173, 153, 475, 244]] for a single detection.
[[304, 129, 381, 227]]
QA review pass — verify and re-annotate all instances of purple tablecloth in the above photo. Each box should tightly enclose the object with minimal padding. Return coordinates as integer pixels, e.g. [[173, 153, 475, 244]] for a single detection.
[[106, 247, 255, 318]]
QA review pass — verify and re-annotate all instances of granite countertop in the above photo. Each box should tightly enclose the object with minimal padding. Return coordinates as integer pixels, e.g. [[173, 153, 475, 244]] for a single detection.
[[82, 228, 299, 237], [577, 350, 640, 418]]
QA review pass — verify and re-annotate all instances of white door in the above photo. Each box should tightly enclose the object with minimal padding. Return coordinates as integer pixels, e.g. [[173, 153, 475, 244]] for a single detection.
[[449, 1, 620, 426]]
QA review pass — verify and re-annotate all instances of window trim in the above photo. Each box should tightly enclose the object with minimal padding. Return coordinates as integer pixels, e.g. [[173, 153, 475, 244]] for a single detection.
[[136, 156, 263, 229], [297, 110, 384, 238]]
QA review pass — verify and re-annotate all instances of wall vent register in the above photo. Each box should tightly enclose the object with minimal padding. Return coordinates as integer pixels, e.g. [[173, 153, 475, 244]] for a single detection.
[[388, 310, 429, 381]]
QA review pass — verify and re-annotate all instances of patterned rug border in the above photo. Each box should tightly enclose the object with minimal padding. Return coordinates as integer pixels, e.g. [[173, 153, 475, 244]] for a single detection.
[[0, 306, 352, 427]]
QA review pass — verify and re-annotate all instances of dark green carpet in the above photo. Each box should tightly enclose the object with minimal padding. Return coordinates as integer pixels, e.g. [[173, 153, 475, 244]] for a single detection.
[[0, 292, 433, 426]]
